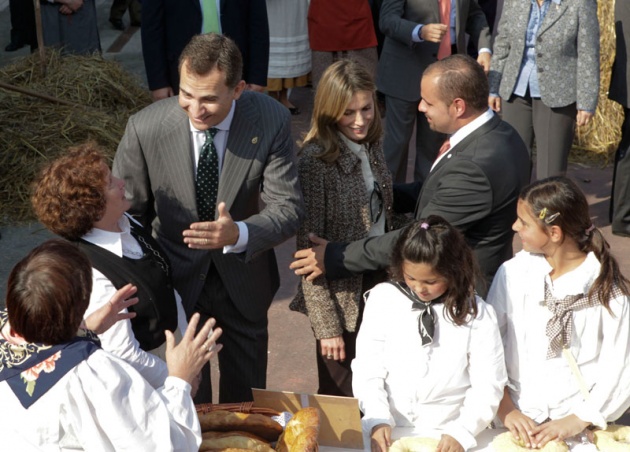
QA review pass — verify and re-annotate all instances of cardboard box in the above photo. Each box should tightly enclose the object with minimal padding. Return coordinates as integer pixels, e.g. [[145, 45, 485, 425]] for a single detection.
[[252, 389, 364, 450]]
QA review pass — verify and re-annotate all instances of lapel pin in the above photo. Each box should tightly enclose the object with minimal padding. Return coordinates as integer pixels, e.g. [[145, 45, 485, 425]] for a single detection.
[[252, 137, 259, 144]]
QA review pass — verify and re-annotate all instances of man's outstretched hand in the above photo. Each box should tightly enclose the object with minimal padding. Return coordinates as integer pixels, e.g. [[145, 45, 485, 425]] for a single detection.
[[290, 234, 328, 281]]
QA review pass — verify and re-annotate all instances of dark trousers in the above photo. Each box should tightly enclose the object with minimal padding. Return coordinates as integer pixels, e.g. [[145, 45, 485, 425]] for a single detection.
[[383, 95, 444, 184], [611, 108, 630, 236], [501, 93, 576, 180], [193, 264, 268, 404], [110, 0, 141, 23], [8, 0, 36, 47]]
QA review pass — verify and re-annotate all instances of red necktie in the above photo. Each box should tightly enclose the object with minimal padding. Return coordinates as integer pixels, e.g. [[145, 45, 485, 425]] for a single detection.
[[437, 0, 452, 60], [436, 138, 451, 159]]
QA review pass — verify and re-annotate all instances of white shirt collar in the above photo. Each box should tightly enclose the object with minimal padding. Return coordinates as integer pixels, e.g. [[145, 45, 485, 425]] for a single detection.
[[188, 100, 236, 134], [431, 109, 495, 170], [82, 214, 133, 258]]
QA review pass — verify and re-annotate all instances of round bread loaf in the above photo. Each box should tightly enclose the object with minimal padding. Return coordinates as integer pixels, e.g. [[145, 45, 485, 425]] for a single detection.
[[388, 436, 440, 451], [593, 425, 630, 451], [492, 432, 568, 451]]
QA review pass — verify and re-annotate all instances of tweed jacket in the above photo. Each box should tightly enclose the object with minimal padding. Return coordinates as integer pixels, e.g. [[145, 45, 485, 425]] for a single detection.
[[290, 136, 410, 339], [489, 0, 599, 110]]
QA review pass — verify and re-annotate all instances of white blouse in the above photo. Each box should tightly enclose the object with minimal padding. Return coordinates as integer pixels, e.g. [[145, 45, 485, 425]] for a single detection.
[[352, 283, 506, 450], [82, 215, 189, 389], [0, 349, 200, 451], [487, 251, 630, 429]]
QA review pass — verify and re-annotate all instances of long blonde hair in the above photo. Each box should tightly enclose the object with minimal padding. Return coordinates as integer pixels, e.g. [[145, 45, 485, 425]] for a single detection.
[[302, 60, 382, 163]]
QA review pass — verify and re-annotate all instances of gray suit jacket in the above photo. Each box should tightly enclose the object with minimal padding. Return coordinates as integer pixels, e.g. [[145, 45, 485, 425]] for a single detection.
[[377, 0, 491, 101], [489, 0, 600, 110], [113, 92, 304, 320], [610, 0, 630, 108]]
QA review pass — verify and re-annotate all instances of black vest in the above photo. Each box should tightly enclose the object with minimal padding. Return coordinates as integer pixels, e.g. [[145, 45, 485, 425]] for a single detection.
[[78, 219, 178, 351]]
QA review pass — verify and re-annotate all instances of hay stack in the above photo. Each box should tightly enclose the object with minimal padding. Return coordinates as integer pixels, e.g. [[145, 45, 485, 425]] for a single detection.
[[0, 50, 151, 224], [572, 0, 623, 165]]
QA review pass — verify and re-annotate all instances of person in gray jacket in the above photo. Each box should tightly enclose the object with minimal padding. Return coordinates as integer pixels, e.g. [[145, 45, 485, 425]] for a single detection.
[[488, 0, 600, 180]]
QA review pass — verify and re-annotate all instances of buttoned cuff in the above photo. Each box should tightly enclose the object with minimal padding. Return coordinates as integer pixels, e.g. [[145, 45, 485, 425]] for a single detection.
[[224, 221, 248, 254], [479, 48, 492, 55], [573, 401, 607, 430]]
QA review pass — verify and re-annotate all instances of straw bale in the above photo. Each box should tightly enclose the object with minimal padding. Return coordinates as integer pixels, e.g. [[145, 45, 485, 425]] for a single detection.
[[0, 49, 151, 225], [571, 0, 623, 166]]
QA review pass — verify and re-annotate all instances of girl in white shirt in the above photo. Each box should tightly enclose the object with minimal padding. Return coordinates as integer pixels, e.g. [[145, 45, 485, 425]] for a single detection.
[[353, 216, 507, 452], [487, 176, 630, 449]]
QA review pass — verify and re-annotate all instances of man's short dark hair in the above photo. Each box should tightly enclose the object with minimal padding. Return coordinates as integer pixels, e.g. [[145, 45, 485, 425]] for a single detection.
[[179, 33, 243, 88], [424, 54, 489, 112]]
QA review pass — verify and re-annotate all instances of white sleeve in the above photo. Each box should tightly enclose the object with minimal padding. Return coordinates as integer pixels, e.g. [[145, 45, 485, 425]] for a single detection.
[[351, 285, 396, 433], [574, 295, 630, 427], [65, 351, 200, 451], [174, 290, 189, 335], [84, 268, 169, 389], [442, 301, 507, 450]]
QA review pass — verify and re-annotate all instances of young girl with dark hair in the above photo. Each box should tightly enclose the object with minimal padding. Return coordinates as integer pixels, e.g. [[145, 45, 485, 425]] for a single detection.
[[352, 216, 507, 452], [487, 176, 630, 449]]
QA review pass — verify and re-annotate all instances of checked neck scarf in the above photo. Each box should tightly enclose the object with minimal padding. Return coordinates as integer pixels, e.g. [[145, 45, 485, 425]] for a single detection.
[[390, 281, 444, 346], [0, 310, 100, 408], [543, 281, 594, 359]]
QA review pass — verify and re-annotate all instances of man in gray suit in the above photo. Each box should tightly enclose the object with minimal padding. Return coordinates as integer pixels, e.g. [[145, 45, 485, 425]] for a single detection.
[[113, 33, 303, 403], [378, 0, 492, 183]]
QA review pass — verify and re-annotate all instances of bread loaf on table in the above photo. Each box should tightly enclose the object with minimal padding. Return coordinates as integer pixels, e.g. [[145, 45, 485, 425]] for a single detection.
[[198, 431, 274, 452], [198, 410, 283, 441], [276, 407, 320, 452]]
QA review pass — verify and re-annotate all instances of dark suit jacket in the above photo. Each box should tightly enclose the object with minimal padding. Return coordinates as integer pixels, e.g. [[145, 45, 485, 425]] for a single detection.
[[141, 0, 269, 91], [610, 1, 630, 108], [325, 114, 529, 290], [112, 92, 303, 320], [377, 0, 491, 101]]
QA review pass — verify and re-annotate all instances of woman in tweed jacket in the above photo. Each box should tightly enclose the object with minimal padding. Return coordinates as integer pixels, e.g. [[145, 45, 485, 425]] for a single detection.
[[488, 0, 599, 180], [290, 60, 409, 396]]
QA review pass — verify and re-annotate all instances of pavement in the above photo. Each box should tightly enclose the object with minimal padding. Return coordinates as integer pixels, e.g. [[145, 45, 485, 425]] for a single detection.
[[1, 0, 630, 402]]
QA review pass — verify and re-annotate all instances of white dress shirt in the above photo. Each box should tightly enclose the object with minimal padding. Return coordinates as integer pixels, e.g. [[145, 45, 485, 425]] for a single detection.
[[0, 350, 201, 451], [189, 100, 249, 253], [352, 283, 507, 450], [431, 108, 495, 171], [487, 251, 630, 429], [82, 214, 189, 389]]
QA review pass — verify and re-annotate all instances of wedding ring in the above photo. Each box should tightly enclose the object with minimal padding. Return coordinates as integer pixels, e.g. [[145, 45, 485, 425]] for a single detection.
[[327, 354, 333, 359]]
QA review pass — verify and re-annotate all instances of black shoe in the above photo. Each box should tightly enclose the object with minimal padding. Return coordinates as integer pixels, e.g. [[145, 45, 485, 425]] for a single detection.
[[4, 41, 25, 52], [109, 18, 125, 31]]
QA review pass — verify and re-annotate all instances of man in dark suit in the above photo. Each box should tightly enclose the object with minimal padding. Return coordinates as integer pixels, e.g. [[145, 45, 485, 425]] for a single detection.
[[610, 1, 630, 237], [378, 0, 492, 184], [291, 54, 529, 294], [113, 34, 303, 403], [142, 0, 269, 101]]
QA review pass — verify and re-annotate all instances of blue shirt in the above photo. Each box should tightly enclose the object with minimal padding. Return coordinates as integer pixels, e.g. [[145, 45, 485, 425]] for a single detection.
[[513, 0, 551, 98]]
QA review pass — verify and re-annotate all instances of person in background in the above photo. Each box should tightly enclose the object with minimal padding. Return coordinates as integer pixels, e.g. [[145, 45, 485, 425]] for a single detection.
[[40, 0, 101, 55], [32, 143, 190, 390], [291, 60, 410, 397], [353, 217, 506, 452], [377, 0, 492, 184], [609, 0, 630, 237], [307, 0, 378, 88], [266, 0, 311, 116], [142, 0, 269, 101], [487, 177, 630, 449], [5, 0, 36, 52], [109, 0, 142, 30], [488, 0, 600, 180], [0, 239, 222, 450]]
